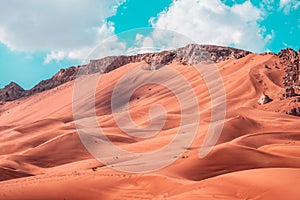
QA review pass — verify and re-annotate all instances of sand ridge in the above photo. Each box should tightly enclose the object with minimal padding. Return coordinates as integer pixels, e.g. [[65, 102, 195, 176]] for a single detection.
[[0, 53, 299, 199]]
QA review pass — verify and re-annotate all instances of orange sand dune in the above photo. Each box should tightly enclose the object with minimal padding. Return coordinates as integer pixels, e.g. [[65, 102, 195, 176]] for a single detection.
[[0, 53, 300, 199]]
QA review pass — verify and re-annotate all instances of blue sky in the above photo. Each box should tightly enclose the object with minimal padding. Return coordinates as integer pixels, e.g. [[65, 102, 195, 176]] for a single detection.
[[0, 0, 299, 89]]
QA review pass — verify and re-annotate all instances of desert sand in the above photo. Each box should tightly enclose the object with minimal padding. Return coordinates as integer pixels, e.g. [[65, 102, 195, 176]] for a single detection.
[[0, 53, 300, 199]]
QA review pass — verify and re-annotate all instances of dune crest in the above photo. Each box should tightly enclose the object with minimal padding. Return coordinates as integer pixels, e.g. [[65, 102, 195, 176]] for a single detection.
[[0, 46, 300, 199]]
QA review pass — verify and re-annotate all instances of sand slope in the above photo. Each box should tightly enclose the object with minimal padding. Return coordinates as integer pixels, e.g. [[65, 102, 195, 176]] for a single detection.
[[0, 54, 300, 199]]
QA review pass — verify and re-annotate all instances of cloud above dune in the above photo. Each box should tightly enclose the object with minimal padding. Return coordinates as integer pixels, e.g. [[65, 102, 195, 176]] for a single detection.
[[151, 0, 271, 52], [0, 0, 124, 62]]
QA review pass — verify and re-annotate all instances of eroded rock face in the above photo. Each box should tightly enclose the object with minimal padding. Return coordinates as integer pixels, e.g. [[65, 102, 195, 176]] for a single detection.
[[87, 44, 252, 73], [0, 44, 252, 102], [258, 94, 273, 105], [278, 48, 298, 63], [0, 82, 25, 101], [24, 67, 79, 96], [286, 107, 300, 117], [279, 48, 300, 98]]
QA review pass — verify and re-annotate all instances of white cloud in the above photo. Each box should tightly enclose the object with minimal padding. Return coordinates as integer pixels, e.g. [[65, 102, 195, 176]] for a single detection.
[[44, 47, 94, 64], [44, 22, 118, 63], [125, 28, 195, 55], [260, 0, 275, 10], [279, 0, 300, 14], [138, 37, 154, 53], [45, 36, 128, 64], [44, 51, 65, 64], [0, 0, 124, 62], [85, 36, 127, 61], [151, 0, 269, 52], [135, 34, 143, 41]]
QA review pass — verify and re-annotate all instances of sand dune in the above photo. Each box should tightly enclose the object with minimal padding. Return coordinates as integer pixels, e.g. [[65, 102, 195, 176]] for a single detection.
[[0, 53, 299, 199]]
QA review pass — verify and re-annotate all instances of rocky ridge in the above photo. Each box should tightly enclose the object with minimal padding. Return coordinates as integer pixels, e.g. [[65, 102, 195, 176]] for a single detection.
[[279, 48, 300, 97], [1, 44, 300, 103], [0, 82, 25, 102], [0, 44, 251, 102]]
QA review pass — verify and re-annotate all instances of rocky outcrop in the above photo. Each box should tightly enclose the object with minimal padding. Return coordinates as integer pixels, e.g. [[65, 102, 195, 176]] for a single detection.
[[0, 44, 251, 102], [0, 82, 25, 101], [292, 97, 300, 102], [24, 67, 79, 96], [258, 94, 272, 105], [86, 44, 251, 73], [279, 48, 300, 98], [286, 107, 300, 117]]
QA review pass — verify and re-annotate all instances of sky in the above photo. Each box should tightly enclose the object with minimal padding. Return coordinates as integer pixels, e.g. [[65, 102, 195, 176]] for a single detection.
[[0, 0, 299, 89]]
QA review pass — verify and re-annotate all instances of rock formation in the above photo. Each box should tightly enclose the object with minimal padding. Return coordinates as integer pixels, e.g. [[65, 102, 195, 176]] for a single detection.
[[1, 45, 300, 103], [258, 94, 273, 105], [24, 67, 78, 96], [0, 82, 25, 101], [286, 107, 300, 117], [279, 48, 300, 97], [0, 44, 251, 102]]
